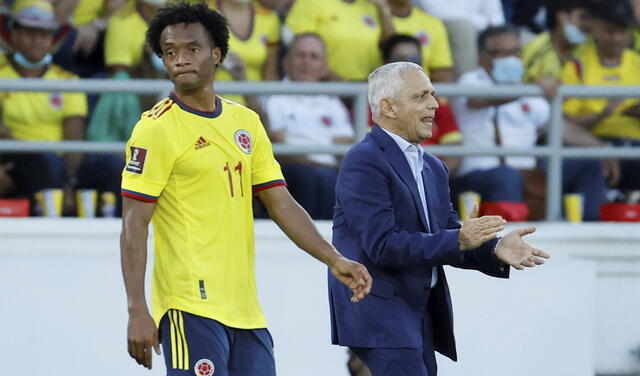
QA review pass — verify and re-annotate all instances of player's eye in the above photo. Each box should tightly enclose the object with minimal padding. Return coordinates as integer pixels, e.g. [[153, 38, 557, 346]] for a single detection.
[[190, 48, 200, 53]]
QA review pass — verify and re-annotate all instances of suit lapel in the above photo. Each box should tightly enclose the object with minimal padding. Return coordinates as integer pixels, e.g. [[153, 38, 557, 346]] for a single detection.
[[371, 126, 430, 231]]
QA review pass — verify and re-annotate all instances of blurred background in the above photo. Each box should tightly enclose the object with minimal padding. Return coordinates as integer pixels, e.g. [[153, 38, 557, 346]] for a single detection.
[[0, 0, 639, 375]]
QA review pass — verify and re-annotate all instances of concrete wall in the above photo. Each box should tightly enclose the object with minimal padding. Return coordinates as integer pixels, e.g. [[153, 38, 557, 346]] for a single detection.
[[1, 219, 639, 375]]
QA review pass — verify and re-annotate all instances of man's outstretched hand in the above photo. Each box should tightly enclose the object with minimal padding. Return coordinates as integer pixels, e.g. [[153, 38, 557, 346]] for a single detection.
[[459, 203, 506, 250], [331, 256, 373, 302], [495, 226, 550, 270]]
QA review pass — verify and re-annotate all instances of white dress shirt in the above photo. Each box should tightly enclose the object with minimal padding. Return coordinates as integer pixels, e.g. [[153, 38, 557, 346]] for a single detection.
[[381, 127, 438, 287]]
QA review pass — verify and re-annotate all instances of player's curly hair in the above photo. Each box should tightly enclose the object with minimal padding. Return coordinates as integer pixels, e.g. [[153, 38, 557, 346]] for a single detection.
[[146, 2, 229, 60]]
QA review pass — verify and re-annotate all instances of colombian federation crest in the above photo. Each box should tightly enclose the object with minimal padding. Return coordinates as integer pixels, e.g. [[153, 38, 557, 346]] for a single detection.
[[49, 92, 63, 110], [194, 359, 214, 376], [234, 130, 252, 154]]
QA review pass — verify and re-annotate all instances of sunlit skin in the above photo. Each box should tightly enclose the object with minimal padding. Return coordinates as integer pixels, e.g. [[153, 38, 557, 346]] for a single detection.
[[159, 22, 221, 110], [381, 69, 439, 144], [12, 25, 53, 63]]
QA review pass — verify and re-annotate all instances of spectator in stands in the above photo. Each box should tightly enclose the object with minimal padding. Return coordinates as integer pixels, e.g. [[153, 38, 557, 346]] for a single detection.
[[562, 0, 640, 191], [523, 0, 592, 98], [387, 0, 454, 82], [263, 33, 354, 219], [414, 0, 505, 76], [257, 0, 294, 20], [452, 25, 606, 221], [285, 0, 395, 81], [104, 0, 166, 75], [382, 34, 462, 172], [50, 0, 126, 78], [0, 0, 122, 214], [211, 0, 279, 116]]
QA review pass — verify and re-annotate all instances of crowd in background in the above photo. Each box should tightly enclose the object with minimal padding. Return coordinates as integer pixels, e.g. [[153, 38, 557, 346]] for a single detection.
[[0, 0, 639, 223]]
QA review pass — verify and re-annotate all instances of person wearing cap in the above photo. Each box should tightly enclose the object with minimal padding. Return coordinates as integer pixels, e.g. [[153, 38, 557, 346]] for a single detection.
[[0, 0, 122, 214], [562, 0, 640, 191]]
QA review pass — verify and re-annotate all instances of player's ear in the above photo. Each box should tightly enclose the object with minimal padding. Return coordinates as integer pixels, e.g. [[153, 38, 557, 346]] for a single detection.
[[212, 46, 221, 68], [380, 98, 397, 119]]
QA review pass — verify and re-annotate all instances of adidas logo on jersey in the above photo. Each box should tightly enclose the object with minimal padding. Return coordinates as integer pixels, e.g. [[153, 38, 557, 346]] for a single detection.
[[195, 136, 211, 150]]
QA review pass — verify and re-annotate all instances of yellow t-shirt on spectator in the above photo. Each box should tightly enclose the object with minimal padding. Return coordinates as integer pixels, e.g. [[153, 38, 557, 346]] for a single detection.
[[72, 0, 105, 25], [561, 45, 640, 140], [286, 0, 382, 81], [523, 31, 588, 83], [0, 62, 88, 141], [210, 2, 280, 104], [104, 2, 147, 69], [392, 7, 452, 74]]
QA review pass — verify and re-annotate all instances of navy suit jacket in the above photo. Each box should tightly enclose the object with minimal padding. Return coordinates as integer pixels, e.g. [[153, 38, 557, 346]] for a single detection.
[[329, 125, 509, 361]]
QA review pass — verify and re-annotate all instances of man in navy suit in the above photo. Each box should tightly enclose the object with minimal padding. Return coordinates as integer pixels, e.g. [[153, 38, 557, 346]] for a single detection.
[[329, 62, 550, 376]]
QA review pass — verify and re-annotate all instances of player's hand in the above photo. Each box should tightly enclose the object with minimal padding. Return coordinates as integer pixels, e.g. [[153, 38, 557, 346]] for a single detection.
[[494, 226, 550, 270], [458, 203, 506, 250], [127, 309, 161, 369], [331, 256, 372, 302]]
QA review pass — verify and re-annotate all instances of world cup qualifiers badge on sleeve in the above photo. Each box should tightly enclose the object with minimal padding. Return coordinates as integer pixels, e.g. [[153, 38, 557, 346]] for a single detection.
[[126, 147, 147, 174]]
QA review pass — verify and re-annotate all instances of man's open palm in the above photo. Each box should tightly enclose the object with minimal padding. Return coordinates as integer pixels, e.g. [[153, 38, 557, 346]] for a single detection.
[[495, 226, 551, 270]]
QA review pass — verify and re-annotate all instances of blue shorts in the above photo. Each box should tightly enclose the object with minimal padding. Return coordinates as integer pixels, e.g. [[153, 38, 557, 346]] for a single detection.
[[159, 309, 276, 376]]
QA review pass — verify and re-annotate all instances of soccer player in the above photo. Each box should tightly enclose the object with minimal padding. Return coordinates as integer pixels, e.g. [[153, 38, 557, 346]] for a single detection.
[[119, 3, 372, 374]]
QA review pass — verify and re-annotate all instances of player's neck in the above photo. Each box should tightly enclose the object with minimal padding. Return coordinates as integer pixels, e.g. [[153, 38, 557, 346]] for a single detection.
[[173, 86, 217, 113]]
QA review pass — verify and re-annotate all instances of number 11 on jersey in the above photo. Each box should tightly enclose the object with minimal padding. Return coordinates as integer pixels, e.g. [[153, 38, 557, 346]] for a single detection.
[[223, 161, 244, 197]]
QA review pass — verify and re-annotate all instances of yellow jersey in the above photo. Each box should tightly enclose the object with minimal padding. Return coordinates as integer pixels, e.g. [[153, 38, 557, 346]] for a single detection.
[[121, 94, 286, 329], [285, 0, 382, 81], [209, 2, 280, 104], [522, 31, 587, 83], [71, 0, 105, 25], [561, 45, 640, 140], [104, 2, 147, 69], [392, 7, 452, 74], [0, 61, 87, 141]]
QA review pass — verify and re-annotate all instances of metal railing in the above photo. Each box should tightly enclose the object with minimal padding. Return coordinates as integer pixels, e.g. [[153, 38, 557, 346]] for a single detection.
[[0, 79, 639, 221]]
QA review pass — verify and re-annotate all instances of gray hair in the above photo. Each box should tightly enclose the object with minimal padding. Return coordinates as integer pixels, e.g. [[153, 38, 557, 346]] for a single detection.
[[368, 62, 423, 121]]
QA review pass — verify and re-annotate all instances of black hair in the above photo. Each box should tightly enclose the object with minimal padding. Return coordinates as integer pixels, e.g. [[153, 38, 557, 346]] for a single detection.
[[545, 0, 589, 30], [381, 34, 421, 62], [477, 24, 520, 51], [146, 2, 229, 60]]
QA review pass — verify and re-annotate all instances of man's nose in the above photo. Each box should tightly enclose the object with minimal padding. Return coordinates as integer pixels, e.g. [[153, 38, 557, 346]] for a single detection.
[[175, 51, 191, 66]]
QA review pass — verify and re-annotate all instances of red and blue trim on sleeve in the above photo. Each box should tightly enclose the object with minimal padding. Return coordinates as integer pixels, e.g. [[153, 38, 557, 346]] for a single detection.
[[121, 189, 158, 203], [252, 179, 287, 194]]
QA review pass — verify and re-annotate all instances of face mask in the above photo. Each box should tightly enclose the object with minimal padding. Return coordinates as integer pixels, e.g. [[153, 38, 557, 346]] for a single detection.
[[563, 22, 587, 45], [491, 56, 523, 84], [13, 52, 52, 70], [150, 53, 167, 73]]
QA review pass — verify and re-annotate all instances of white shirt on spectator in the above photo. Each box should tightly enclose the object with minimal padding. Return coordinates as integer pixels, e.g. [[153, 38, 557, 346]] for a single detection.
[[264, 93, 354, 167], [414, 0, 505, 31], [452, 68, 550, 177]]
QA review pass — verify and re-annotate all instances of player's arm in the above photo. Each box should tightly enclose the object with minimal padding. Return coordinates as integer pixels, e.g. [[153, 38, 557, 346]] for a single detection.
[[257, 186, 372, 302], [120, 197, 161, 369]]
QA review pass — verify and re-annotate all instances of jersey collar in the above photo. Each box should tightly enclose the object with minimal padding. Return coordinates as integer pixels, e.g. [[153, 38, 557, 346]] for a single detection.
[[169, 93, 223, 119]]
